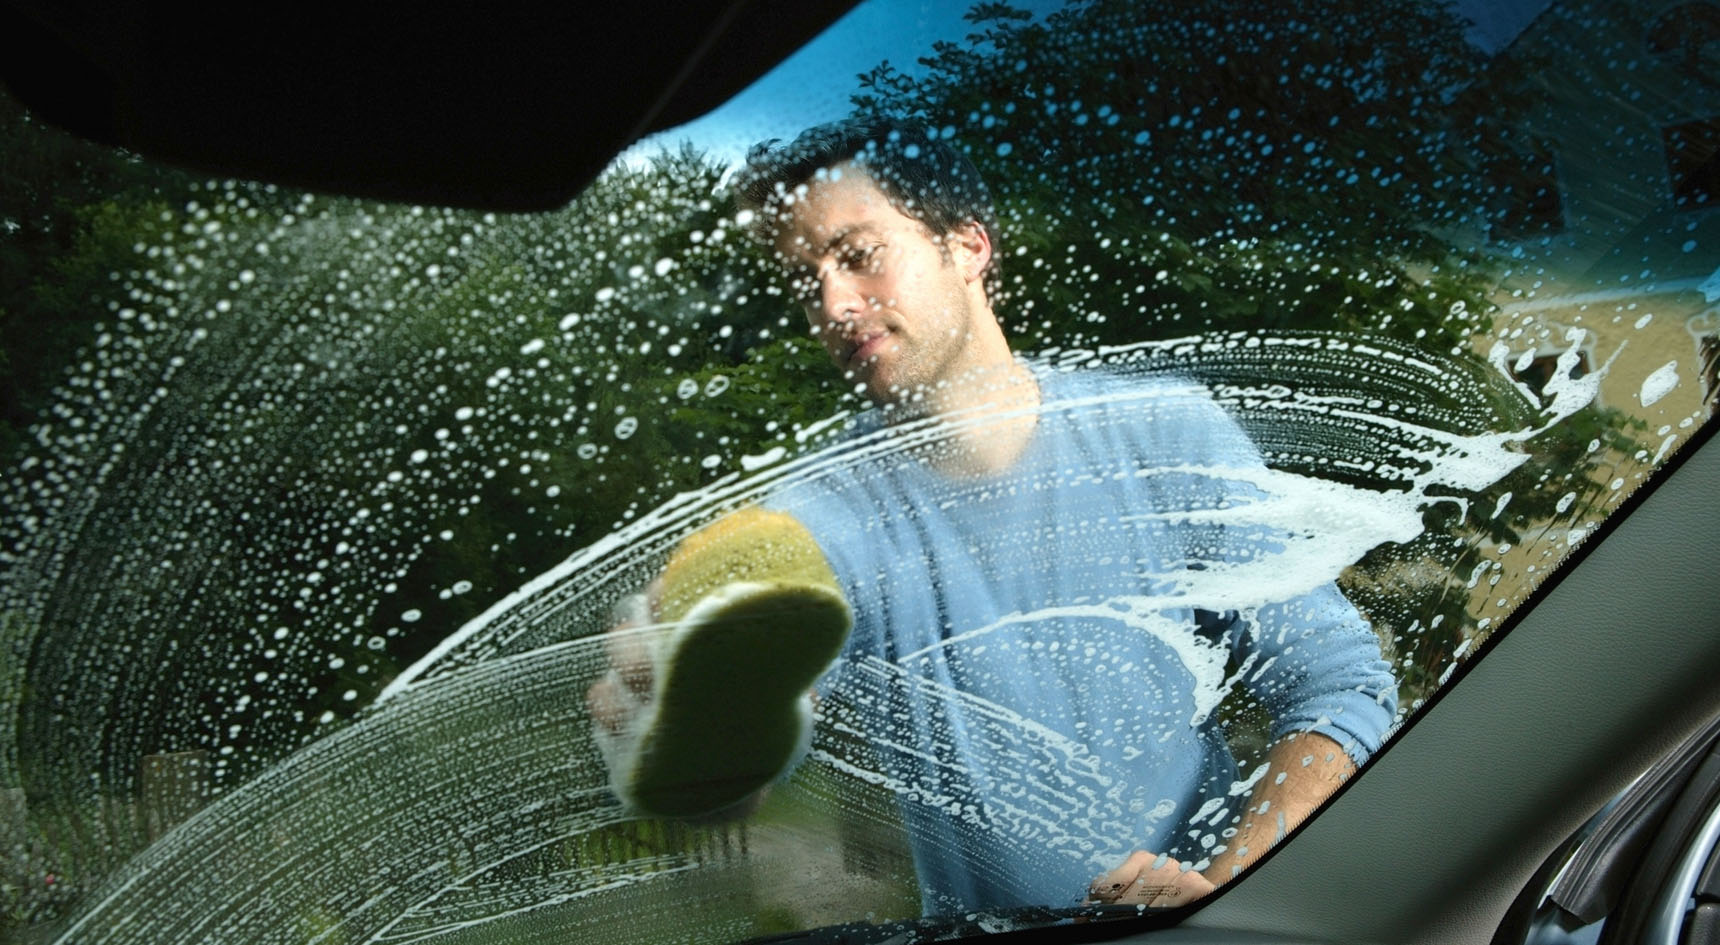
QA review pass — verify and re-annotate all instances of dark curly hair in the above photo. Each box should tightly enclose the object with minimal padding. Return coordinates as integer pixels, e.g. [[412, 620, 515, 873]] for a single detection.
[[733, 115, 1002, 296]]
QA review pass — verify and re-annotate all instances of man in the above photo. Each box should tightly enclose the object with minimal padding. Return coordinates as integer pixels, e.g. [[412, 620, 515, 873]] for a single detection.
[[588, 116, 1396, 915]]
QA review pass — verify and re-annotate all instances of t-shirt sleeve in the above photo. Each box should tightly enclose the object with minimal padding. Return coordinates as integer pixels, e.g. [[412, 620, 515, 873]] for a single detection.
[[1234, 588, 1399, 766], [1155, 380, 1398, 765]]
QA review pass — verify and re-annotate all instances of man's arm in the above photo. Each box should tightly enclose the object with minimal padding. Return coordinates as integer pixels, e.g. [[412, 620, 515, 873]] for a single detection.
[[1195, 587, 1396, 886], [1202, 730, 1353, 882], [1086, 730, 1353, 907], [1086, 388, 1393, 906]]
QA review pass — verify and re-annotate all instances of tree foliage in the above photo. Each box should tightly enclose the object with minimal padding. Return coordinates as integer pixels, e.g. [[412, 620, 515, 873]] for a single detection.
[[852, 0, 1528, 352], [0, 0, 1659, 930]]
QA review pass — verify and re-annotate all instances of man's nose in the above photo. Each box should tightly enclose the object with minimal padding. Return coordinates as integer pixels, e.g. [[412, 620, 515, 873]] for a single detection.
[[816, 270, 864, 327]]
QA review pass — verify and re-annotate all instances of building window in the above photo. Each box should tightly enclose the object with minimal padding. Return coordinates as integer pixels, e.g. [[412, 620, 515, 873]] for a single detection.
[[1487, 139, 1564, 242], [1510, 349, 1592, 396], [1646, 2, 1720, 87], [1663, 118, 1720, 210], [1701, 334, 1719, 411]]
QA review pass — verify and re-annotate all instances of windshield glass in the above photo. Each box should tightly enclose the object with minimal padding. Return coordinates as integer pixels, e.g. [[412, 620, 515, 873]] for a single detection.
[[4, 1, 1717, 943]]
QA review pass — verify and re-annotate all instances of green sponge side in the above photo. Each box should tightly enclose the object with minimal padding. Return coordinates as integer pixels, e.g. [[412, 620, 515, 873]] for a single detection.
[[625, 579, 851, 818]]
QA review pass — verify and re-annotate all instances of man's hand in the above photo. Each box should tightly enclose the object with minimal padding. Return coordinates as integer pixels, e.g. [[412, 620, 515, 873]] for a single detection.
[[584, 591, 655, 738], [1087, 851, 1216, 908], [1088, 731, 1356, 907], [583, 581, 811, 821]]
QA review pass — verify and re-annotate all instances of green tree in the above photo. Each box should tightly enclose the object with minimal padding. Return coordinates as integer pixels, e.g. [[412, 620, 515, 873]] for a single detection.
[[0, 88, 226, 467], [0, 0, 1660, 932], [852, 0, 1533, 352]]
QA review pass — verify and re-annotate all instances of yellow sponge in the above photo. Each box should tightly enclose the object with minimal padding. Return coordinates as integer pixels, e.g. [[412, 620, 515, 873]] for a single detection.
[[597, 507, 852, 819], [654, 508, 843, 623]]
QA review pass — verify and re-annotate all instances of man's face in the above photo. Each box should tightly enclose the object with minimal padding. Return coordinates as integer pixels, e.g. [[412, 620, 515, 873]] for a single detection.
[[771, 165, 992, 406]]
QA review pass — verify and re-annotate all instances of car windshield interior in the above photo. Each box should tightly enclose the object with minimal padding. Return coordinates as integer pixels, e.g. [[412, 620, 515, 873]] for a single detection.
[[3, 1, 1718, 944]]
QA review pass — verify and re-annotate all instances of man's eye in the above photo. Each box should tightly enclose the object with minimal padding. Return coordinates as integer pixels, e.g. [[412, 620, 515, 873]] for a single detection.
[[839, 245, 881, 272]]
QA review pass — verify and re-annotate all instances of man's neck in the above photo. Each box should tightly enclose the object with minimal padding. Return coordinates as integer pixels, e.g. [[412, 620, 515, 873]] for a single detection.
[[905, 358, 1042, 478]]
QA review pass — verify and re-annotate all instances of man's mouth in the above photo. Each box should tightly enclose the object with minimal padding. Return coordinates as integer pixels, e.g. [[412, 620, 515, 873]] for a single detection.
[[846, 330, 890, 367]]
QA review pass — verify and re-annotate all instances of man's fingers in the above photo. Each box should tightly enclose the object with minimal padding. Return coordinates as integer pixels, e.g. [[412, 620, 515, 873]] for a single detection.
[[605, 591, 656, 695], [1087, 851, 1213, 907], [587, 667, 651, 736], [604, 622, 654, 695], [1141, 869, 1214, 908], [586, 672, 630, 735], [1087, 851, 1170, 904], [586, 591, 657, 739]]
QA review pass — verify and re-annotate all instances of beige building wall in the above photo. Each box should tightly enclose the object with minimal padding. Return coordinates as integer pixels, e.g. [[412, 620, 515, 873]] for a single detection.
[[1443, 0, 1720, 647], [1483, 0, 1720, 452]]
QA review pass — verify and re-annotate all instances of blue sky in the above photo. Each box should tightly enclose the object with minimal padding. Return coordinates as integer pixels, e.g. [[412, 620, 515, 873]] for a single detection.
[[620, 0, 1065, 167], [1460, 0, 1556, 53], [622, 0, 1554, 170]]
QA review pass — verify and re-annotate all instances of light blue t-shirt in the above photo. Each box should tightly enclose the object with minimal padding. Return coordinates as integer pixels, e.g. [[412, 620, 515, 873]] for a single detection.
[[767, 364, 1397, 915]]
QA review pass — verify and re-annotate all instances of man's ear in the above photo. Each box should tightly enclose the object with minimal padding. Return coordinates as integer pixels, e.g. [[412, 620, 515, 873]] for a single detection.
[[949, 221, 992, 284]]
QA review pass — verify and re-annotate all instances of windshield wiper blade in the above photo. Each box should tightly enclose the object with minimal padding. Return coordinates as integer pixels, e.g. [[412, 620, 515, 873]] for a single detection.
[[744, 903, 1166, 945]]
